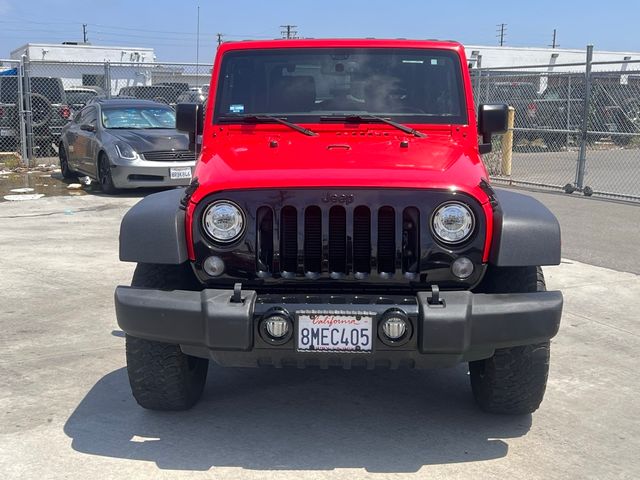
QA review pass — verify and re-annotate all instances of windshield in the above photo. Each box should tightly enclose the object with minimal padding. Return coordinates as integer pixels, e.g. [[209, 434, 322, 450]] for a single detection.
[[214, 48, 466, 124], [101, 107, 176, 129]]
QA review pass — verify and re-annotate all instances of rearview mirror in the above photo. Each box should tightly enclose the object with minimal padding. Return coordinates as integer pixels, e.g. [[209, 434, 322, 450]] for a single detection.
[[477, 104, 508, 154], [80, 123, 95, 132]]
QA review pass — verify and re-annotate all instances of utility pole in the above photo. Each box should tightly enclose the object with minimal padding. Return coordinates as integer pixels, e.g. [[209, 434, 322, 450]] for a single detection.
[[496, 23, 506, 47], [549, 29, 559, 48], [82, 23, 88, 44], [280, 24, 298, 39], [217, 33, 224, 48]]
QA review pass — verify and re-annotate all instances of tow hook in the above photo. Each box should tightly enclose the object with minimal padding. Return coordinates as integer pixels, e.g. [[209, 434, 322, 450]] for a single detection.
[[427, 285, 445, 307], [231, 283, 244, 304]]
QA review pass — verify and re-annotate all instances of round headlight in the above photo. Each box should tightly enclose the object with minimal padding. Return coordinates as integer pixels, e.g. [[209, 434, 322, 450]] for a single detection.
[[431, 202, 475, 244], [202, 201, 245, 244]]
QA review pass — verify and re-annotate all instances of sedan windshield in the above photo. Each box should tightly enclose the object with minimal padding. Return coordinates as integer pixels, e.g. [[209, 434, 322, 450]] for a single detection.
[[101, 107, 176, 129], [214, 48, 466, 124]]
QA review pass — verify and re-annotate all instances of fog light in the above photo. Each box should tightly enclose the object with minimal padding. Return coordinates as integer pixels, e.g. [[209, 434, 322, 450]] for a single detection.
[[264, 315, 289, 339], [382, 316, 407, 340], [451, 256, 474, 279], [203, 256, 225, 277]]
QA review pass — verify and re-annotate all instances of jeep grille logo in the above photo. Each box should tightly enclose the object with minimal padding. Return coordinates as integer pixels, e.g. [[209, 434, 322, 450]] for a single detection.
[[321, 193, 355, 205]]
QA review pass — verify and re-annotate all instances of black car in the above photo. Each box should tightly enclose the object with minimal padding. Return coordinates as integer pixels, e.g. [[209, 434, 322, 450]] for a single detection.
[[0, 76, 70, 155], [484, 82, 539, 140], [531, 81, 640, 148], [117, 85, 183, 106]]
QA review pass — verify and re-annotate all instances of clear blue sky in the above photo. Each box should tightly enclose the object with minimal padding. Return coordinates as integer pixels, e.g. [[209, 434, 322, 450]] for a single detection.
[[1, 0, 638, 62]]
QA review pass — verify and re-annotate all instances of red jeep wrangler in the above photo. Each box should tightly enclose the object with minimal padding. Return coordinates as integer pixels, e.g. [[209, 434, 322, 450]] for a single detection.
[[115, 39, 562, 414]]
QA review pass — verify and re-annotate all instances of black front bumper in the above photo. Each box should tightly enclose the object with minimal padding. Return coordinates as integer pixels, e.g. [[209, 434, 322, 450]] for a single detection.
[[115, 286, 562, 369]]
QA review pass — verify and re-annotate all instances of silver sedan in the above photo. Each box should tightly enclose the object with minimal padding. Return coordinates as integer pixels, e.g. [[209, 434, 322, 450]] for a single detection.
[[58, 98, 196, 194]]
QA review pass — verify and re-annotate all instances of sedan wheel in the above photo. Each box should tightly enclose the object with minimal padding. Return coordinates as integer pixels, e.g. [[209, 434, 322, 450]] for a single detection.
[[98, 155, 118, 195], [59, 144, 75, 179]]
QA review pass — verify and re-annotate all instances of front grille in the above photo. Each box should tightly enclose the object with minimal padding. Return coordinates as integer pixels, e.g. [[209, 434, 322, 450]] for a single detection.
[[257, 203, 423, 280], [192, 189, 486, 288], [141, 150, 195, 162]]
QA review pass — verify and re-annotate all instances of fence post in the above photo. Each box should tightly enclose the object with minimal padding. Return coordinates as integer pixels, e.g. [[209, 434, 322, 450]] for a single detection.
[[22, 54, 34, 166], [17, 57, 28, 166], [575, 44, 593, 190], [501, 106, 515, 176], [104, 61, 111, 98]]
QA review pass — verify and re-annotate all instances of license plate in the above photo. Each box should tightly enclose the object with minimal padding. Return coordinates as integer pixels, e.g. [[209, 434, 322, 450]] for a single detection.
[[297, 313, 373, 352], [0, 128, 14, 137], [170, 167, 192, 179]]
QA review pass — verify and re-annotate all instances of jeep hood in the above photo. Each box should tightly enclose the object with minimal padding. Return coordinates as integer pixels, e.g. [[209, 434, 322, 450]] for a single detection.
[[192, 131, 488, 203]]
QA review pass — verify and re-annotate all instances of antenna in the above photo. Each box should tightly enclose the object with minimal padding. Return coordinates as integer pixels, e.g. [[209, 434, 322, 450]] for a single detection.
[[280, 25, 298, 39], [496, 23, 506, 47], [82, 23, 88, 44], [194, 5, 201, 161], [549, 29, 560, 49], [195, 6, 200, 90], [217, 33, 224, 48]]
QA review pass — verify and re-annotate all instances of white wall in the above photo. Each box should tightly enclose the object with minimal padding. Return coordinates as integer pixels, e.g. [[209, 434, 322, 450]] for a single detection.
[[464, 45, 639, 72], [10, 43, 155, 63]]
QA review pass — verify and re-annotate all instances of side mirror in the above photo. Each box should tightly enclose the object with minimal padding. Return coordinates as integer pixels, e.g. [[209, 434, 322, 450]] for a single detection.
[[176, 103, 204, 135], [477, 104, 508, 154], [176, 103, 204, 152], [80, 123, 95, 132]]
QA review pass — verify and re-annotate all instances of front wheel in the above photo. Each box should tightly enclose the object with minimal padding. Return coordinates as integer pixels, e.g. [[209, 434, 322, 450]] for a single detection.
[[470, 266, 551, 414], [125, 263, 208, 411], [98, 154, 118, 195]]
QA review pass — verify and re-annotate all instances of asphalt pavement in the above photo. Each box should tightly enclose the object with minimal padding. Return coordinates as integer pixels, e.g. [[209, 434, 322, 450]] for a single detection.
[[507, 146, 640, 199], [0, 190, 638, 479]]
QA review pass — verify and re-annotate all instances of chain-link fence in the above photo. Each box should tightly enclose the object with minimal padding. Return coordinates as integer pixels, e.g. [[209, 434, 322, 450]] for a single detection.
[[3, 54, 640, 201], [472, 48, 640, 202], [0, 58, 212, 165]]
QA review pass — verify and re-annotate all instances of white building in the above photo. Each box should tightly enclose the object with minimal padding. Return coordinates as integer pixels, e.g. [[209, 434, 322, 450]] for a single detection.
[[464, 44, 639, 72], [9, 43, 157, 95]]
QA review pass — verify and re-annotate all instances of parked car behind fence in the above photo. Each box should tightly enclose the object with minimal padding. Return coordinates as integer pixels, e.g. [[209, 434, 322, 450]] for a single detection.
[[0, 75, 70, 155]]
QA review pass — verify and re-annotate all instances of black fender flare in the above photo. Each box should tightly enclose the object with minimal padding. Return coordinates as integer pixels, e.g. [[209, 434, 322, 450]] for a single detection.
[[490, 189, 561, 267], [119, 188, 188, 264]]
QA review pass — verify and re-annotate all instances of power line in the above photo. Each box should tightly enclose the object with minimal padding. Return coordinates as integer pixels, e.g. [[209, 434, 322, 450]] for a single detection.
[[496, 23, 507, 47], [280, 24, 298, 39]]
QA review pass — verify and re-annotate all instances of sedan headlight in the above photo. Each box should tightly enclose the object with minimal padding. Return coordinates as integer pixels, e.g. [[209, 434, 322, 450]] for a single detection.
[[115, 142, 138, 160], [202, 201, 246, 244], [431, 201, 475, 244]]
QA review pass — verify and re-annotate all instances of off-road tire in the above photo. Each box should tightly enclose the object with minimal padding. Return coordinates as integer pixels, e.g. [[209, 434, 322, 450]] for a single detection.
[[470, 266, 551, 414], [125, 263, 208, 411]]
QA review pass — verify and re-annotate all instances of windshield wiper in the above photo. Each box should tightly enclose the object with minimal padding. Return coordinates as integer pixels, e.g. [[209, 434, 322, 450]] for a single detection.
[[219, 114, 318, 136], [320, 114, 426, 138]]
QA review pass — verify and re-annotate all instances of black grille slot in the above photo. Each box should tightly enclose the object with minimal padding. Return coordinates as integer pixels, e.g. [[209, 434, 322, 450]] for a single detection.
[[280, 206, 298, 273], [304, 207, 322, 274], [141, 150, 196, 162], [256, 207, 273, 273], [402, 207, 420, 274], [377, 207, 396, 274], [329, 206, 347, 274], [353, 206, 371, 274]]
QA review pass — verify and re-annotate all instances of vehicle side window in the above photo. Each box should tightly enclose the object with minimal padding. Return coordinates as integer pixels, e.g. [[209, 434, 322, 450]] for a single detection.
[[74, 108, 85, 124], [83, 107, 98, 126]]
